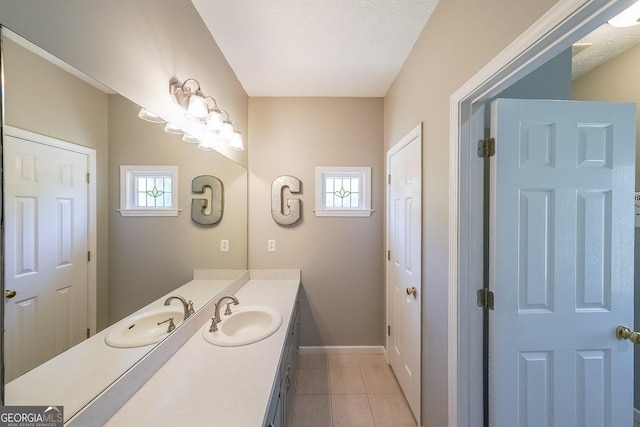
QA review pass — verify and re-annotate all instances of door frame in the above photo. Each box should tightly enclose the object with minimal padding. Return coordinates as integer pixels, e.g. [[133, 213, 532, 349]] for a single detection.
[[449, 0, 637, 425], [4, 125, 98, 334], [385, 123, 422, 421]]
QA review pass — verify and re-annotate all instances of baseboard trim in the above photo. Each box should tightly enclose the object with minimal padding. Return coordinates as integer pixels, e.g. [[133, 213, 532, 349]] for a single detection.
[[634, 407, 640, 423], [298, 345, 385, 355]]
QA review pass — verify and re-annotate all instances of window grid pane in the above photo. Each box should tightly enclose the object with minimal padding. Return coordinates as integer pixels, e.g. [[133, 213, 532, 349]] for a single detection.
[[325, 176, 361, 209], [136, 175, 172, 208]]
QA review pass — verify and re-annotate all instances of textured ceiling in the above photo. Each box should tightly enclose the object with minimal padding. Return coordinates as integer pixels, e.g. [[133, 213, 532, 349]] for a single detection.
[[572, 22, 640, 79], [191, 0, 439, 97]]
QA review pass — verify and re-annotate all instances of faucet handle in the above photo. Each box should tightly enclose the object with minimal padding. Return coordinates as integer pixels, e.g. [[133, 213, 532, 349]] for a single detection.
[[209, 316, 219, 333], [158, 317, 176, 332], [224, 302, 233, 316], [188, 300, 195, 315]]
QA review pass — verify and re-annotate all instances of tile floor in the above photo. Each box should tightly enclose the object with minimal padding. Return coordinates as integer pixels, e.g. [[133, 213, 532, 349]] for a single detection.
[[291, 353, 417, 427]]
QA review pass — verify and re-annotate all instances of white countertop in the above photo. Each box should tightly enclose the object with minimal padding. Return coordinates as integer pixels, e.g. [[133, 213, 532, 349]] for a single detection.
[[104, 272, 300, 427]]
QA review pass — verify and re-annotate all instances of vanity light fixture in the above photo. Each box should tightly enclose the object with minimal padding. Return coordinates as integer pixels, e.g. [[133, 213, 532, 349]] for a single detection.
[[196, 132, 219, 151], [163, 123, 183, 134], [205, 96, 223, 133], [197, 140, 215, 151], [171, 78, 208, 122], [144, 77, 246, 151], [182, 134, 201, 144], [609, 1, 640, 27], [138, 108, 166, 124], [220, 110, 235, 145], [230, 124, 244, 151]]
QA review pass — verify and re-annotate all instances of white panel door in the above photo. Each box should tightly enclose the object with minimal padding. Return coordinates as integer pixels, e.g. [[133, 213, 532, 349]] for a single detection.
[[388, 126, 421, 421], [489, 99, 635, 427], [4, 134, 89, 382]]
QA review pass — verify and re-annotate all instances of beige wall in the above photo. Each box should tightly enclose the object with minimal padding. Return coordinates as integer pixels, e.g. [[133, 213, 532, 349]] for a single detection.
[[248, 97, 384, 346], [572, 42, 640, 188], [108, 95, 247, 322], [384, 0, 560, 424], [3, 37, 110, 329]]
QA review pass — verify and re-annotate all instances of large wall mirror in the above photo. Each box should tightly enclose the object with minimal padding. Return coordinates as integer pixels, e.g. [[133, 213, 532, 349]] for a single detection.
[[1, 27, 248, 419]]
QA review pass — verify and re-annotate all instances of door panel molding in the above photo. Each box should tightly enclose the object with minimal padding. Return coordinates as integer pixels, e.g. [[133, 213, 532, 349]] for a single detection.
[[4, 126, 97, 334], [386, 123, 422, 422]]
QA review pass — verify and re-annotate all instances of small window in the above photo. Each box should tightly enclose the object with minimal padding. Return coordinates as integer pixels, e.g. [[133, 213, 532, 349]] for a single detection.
[[119, 165, 179, 216], [315, 166, 372, 217]]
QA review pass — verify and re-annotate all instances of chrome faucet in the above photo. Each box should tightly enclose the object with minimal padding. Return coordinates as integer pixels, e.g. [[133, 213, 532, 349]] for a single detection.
[[209, 295, 239, 332], [164, 295, 195, 320]]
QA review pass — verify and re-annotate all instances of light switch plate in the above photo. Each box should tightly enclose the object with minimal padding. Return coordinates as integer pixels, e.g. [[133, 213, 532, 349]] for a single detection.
[[220, 240, 229, 252], [268, 239, 276, 252]]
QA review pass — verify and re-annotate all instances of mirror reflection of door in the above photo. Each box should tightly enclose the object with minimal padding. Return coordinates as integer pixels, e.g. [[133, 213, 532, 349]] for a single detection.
[[4, 132, 92, 382]]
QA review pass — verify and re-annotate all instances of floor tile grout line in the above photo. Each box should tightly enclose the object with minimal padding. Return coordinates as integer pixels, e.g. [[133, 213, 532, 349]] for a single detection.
[[295, 354, 415, 426]]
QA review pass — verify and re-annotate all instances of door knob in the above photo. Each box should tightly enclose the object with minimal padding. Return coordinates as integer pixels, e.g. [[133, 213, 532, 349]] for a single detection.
[[5, 289, 17, 299], [615, 326, 640, 344], [406, 287, 417, 298]]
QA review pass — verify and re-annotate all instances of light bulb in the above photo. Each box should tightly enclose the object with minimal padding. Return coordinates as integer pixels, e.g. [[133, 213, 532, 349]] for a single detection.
[[207, 108, 223, 132], [164, 123, 183, 134], [185, 92, 208, 120], [230, 129, 244, 151], [609, 1, 640, 27], [138, 108, 165, 123], [182, 134, 200, 144]]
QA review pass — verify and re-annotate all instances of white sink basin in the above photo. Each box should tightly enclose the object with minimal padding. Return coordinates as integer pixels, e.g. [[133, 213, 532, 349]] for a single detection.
[[105, 306, 185, 348], [202, 305, 282, 347]]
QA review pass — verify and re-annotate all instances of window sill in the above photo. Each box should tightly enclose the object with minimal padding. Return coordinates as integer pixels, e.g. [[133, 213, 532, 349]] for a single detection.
[[118, 209, 180, 217], [314, 209, 373, 218]]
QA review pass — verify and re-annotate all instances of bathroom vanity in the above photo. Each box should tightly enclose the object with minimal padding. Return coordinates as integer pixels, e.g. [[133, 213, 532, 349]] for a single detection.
[[98, 270, 300, 426], [5, 269, 246, 418]]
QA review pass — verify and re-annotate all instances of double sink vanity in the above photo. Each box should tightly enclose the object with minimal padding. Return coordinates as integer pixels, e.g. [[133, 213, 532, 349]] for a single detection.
[[6, 269, 301, 426]]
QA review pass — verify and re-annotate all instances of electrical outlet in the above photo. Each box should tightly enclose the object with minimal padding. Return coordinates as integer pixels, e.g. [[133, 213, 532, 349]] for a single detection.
[[220, 239, 229, 252], [268, 239, 276, 252]]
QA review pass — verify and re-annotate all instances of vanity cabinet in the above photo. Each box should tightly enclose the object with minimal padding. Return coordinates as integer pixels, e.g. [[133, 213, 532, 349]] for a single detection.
[[265, 300, 299, 427]]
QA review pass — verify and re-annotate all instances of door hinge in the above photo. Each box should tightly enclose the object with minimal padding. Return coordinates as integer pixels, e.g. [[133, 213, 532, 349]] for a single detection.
[[388, 174, 391, 185], [477, 288, 494, 310], [87, 328, 91, 338], [387, 325, 391, 336], [387, 250, 390, 261], [86, 172, 90, 184], [88, 251, 91, 262], [477, 137, 495, 158]]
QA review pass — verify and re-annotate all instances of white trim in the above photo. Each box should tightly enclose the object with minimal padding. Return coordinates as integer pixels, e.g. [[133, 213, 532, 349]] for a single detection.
[[117, 209, 180, 217], [386, 123, 423, 424], [448, 1, 636, 425], [314, 166, 372, 217], [298, 345, 385, 355], [313, 209, 373, 217], [119, 165, 179, 217], [3, 125, 98, 334], [385, 123, 422, 371]]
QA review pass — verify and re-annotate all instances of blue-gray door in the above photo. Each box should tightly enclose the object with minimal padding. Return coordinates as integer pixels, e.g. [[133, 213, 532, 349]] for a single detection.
[[489, 98, 635, 426]]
